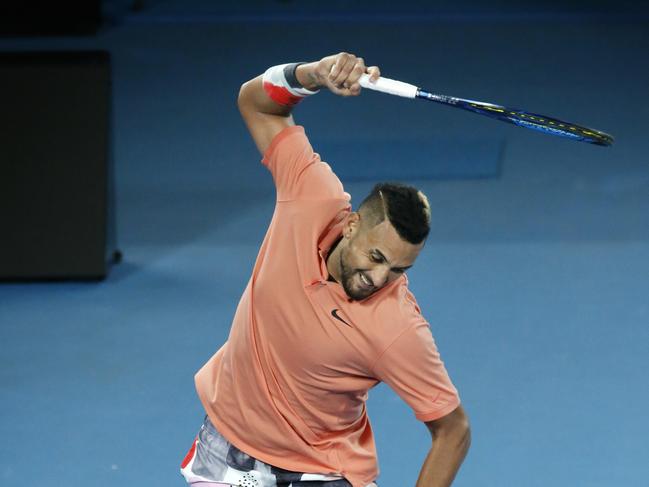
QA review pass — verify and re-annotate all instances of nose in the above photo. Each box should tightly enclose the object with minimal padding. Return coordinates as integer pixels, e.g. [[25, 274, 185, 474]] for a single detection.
[[366, 266, 390, 288]]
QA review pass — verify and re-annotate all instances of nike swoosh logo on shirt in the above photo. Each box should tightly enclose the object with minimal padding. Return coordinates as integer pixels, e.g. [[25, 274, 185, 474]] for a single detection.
[[331, 309, 352, 327]]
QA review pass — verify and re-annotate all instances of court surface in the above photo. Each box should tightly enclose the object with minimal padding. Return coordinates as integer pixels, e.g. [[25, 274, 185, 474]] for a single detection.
[[1, 3, 648, 486]]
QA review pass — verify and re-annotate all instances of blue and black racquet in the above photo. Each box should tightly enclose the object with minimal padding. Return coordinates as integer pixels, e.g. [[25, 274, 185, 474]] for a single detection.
[[358, 74, 614, 146]]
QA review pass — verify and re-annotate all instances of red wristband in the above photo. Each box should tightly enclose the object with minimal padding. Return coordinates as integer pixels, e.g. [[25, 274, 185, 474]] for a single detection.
[[262, 63, 319, 106]]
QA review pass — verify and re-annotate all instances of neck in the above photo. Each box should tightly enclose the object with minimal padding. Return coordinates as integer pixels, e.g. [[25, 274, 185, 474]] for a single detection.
[[326, 237, 343, 283]]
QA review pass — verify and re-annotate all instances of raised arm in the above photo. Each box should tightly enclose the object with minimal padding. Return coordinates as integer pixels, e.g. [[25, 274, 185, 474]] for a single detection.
[[237, 52, 381, 155]]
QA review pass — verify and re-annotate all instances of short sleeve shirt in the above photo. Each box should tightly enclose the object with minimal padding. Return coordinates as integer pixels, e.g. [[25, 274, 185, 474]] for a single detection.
[[195, 126, 460, 487]]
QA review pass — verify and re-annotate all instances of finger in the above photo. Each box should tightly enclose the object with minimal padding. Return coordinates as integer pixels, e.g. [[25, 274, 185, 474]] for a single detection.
[[367, 66, 381, 83], [330, 83, 356, 97], [331, 54, 357, 86], [346, 59, 366, 87], [330, 84, 353, 97], [328, 53, 351, 84], [346, 83, 362, 96]]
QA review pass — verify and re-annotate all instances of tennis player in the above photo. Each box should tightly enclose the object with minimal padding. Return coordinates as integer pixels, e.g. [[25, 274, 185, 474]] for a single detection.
[[181, 52, 470, 487]]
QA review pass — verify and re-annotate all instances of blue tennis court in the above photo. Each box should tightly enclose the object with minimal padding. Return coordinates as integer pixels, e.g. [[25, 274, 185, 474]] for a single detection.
[[1, 2, 648, 486]]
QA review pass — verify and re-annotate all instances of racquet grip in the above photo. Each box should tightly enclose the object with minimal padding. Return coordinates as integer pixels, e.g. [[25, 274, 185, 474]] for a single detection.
[[359, 74, 418, 98]]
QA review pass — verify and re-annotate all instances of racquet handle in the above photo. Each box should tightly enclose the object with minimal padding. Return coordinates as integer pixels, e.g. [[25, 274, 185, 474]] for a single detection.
[[359, 74, 418, 99]]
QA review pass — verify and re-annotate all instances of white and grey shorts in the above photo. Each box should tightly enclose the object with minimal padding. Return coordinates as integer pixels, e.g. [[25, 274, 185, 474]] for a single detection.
[[180, 415, 377, 487]]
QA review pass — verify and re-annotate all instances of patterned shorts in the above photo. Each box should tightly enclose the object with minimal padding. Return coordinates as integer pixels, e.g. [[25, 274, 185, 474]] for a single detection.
[[181, 416, 376, 487]]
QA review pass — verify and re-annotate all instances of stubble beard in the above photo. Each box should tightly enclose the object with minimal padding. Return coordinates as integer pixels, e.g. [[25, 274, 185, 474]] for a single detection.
[[339, 246, 372, 301]]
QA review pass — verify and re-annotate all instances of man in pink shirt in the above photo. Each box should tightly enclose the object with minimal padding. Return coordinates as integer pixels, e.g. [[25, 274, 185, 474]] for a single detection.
[[181, 52, 470, 487]]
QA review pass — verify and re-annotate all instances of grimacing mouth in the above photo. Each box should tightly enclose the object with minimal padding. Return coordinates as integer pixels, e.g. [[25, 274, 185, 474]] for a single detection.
[[359, 272, 373, 288]]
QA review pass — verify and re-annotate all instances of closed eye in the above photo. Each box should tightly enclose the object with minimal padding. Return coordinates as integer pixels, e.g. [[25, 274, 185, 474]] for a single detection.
[[370, 250, 411, 273]]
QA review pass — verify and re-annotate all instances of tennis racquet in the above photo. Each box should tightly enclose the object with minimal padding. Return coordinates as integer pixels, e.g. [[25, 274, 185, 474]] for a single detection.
[[358, 74, 614, 146]]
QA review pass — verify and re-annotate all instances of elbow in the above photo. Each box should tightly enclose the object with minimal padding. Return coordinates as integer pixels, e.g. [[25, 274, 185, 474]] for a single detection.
[[237, 81, 250, 113], [237, 81, 259, 124], [449, 407, 471, 452], [432, 405, 471, 452], [238, 79, 268, 118], [458, 415, 471, 452]]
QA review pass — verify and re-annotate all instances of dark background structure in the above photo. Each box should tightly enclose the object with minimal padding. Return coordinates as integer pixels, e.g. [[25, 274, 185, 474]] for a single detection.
[[1, 1, 648, 486]]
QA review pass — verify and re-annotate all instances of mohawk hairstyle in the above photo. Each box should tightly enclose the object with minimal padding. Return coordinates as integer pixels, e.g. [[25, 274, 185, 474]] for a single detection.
[[357, 182, 431, 244]]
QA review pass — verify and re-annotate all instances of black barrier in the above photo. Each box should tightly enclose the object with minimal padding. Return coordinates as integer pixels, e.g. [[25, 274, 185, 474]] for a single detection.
[[0, 1, 101, 37], [0, 51, 119, 280]]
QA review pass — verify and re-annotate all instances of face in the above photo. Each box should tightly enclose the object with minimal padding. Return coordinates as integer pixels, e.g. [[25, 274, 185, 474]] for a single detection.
[[339, 217, 424, 301]]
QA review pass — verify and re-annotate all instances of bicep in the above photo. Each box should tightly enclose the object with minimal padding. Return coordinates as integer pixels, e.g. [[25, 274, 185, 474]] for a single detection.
[[425, 405, 470, 439], [238, 76, 295, 155]]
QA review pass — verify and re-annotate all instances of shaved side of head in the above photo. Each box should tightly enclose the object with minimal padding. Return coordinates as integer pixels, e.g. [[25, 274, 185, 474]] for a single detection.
[[357, 183, 431, 245]]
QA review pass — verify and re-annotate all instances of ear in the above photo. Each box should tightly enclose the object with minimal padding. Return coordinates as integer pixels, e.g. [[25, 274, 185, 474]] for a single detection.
[[343, 212, 361, 239]]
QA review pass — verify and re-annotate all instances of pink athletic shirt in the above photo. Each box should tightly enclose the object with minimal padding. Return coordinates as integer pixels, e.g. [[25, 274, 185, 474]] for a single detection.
[[195, 125, 460, 487]]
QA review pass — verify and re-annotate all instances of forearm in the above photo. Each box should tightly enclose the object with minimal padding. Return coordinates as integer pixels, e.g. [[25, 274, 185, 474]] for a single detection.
[[238, 62, 324, 115], [238, 55, 373, 116], [237, 53, 379, 154], [416, 427, 470, 487], [295, 62, 323, 91]]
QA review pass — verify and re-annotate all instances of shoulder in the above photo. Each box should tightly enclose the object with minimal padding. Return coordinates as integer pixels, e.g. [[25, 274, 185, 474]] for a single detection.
[[299, 159, 349, 200], [376, 275, 424, 324], [261, 125, 307, 166], [263, 125, 349, 202], [354, 276, 428, 352]]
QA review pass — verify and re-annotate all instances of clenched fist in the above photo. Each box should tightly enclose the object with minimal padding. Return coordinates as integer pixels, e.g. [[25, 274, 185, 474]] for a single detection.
[[297, 52, 381, 96]]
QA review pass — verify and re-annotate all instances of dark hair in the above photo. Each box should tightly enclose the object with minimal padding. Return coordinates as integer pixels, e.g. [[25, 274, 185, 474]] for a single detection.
[[357, 182, 431, 244]]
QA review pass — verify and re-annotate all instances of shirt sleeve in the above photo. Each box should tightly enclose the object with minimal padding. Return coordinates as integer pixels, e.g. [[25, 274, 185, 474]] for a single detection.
[[261, 125, 348, 202], [372, 318, 461, 422]]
